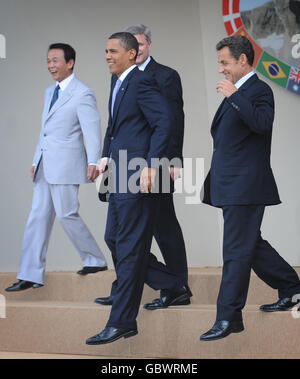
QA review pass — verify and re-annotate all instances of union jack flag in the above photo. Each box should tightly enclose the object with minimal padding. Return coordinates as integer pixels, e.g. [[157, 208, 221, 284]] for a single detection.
[[289, 67, 300, 84]]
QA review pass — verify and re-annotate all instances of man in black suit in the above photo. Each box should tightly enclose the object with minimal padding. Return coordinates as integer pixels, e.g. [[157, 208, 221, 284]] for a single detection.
[[200, 36, 300, 341], [95, 24, 191, 310], [86, 32, 188, 345]]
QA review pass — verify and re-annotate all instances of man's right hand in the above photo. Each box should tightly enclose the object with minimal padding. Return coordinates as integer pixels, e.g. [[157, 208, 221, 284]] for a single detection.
[[30, 165, 35, 178], [98, 158, 109, 174]]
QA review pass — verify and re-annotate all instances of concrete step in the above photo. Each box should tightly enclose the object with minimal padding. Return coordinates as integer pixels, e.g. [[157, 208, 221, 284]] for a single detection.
[[0, 351, 102, 359], [1, 269, 300, 359], [1, 299, 300, 359], [2, 268, 298, 305]]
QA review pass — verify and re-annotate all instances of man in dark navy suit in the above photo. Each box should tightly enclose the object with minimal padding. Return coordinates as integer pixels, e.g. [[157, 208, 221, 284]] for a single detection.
[[95, 24, 192, 311], [200, 36, 300, 341], [86, 32, 184, 345]]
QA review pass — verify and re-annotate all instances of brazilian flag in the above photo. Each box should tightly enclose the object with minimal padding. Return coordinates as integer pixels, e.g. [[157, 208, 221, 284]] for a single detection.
[[256, 51, 290, 88]]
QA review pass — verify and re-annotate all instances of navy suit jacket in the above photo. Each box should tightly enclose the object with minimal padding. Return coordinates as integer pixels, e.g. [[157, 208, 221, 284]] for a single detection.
[[144, 57, 184, 165], [102, 66, 172, 199], [203, 73, 281, 207]]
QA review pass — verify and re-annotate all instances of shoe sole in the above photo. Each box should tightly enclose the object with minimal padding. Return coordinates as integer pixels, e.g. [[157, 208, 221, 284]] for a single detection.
[[144, 295, 192, 310], [5, 284, 43, 292], [94, 300, 113, 306], [260, 307, 295, 312], [86, 330, 138, 345], [200, 326, 244, 342]]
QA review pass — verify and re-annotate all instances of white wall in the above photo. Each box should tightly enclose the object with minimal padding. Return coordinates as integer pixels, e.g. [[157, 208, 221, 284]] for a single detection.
[[0, 0, 299, 272]]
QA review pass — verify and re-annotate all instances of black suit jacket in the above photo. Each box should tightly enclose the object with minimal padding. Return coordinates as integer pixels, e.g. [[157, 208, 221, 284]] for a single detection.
[[102, 66, 171, 199], [203, 73, 281, 207], [144, 57, 185, 166]]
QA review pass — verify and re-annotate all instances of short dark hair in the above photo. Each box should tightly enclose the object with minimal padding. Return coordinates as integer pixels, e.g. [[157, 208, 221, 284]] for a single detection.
[[216, 35, 254, 66], [48, 43, 76, 69], [109, 32, 139, 60]]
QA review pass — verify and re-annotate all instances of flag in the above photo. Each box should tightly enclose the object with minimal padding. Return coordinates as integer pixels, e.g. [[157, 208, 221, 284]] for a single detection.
[[287, 67, 300, 96], [223, 0, 243, 36], [256, 51, 290, 88]]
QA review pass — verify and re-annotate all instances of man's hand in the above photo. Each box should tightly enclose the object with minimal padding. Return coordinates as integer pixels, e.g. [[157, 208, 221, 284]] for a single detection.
[[98, 158, 109, 174], [140, 167, 157, 193], [87, 165, 100, 181], [216, 78, 238, 98], [169, 166, 181, 181]]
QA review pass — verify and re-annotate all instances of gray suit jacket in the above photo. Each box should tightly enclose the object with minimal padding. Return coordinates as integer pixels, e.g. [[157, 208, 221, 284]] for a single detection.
[[33, 75, 101, 184]]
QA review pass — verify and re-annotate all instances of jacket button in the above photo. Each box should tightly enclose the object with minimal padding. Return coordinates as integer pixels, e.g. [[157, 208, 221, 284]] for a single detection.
[[111, 137, 114, 140]]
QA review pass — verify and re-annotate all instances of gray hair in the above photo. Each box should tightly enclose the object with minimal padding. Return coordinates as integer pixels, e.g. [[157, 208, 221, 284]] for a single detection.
[[124, 24, 152, 43]]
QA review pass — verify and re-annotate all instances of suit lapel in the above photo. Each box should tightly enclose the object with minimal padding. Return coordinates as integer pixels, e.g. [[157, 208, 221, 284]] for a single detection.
[[211, 98, 230, 132], [111, 80, 128, 126], [110, 67, 138, 132], [42, 87, 55, 126], [108, 75, 117, 127], [44, 76, 77, 123], [144, 56, 157, 73]]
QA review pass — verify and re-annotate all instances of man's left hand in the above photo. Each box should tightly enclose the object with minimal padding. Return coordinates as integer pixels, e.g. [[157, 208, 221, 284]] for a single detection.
[[140, 167, 157, 193], [87, 165, 100, 181], [169, 166, 181, 181], [216, 78, 238, 98]]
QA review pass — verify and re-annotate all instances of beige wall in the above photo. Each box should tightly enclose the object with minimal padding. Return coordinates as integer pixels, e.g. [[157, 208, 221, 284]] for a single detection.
[[0, 0, 299, 272]]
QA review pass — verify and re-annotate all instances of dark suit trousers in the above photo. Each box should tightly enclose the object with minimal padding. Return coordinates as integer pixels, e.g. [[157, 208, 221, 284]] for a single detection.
[[150, 193, 188, 286], [104, 193, 184, 329], [106, 193, 188, 300], [217, 205, 300, 322]]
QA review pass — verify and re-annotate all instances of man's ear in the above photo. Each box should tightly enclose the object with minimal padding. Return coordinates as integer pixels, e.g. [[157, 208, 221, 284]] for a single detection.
[[129, 49, 137, 62], [67, 59, 75, 70], [239, 53, 248, 66]]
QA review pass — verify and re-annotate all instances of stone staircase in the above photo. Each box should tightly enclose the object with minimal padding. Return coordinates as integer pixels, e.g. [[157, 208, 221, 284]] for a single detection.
[[0, 268, 300, 359]]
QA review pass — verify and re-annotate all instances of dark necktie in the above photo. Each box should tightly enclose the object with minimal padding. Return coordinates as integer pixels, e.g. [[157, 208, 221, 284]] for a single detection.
[[49, 84, 60, 111]]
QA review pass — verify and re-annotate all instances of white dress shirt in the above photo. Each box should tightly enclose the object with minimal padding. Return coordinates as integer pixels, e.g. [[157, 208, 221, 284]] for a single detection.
[[57, 72, 74, 92], [235, 70, 255, 89], [138, 56, 151, 72]]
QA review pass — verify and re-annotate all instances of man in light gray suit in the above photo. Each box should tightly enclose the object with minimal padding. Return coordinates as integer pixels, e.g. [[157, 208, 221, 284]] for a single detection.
[[6, 43, 107, 292]]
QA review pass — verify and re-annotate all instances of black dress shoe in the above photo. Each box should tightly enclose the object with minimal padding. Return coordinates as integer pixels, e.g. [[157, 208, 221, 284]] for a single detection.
[[260, 297, 300, 312], [143, 285, 192, 310], [5, 280, 44, 292], [200, 320, 244, 341], [86, 326, 138, 345], [77, 266, 108, 275], [94, 295, 114, 306]]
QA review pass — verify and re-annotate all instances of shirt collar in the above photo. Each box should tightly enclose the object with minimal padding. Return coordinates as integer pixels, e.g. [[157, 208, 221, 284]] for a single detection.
[[138, 56, 151, 71], [56, 73, 74, 91], [118, 64, 137, 82], [235, 70, 255, 89]]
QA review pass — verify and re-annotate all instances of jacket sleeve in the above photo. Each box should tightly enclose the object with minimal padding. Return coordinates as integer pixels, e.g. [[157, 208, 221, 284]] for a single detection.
[[226, 84, 274, 135], [32, 89, 49, 166], [77, 89, 102, 164], [160, 70, 184, 166], [137, 75, 172, 168]]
